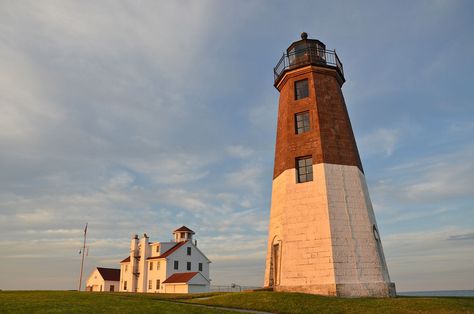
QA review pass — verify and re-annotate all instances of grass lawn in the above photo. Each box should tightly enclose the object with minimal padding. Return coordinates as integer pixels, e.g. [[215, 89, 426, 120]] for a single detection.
[[1, 290, 474, 313], [184, 291, 474, 314], [0, 291, 236, 313]]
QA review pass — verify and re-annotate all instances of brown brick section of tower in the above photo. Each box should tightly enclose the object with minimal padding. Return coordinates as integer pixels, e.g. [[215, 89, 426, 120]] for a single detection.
[[273, 66, 363, 180]]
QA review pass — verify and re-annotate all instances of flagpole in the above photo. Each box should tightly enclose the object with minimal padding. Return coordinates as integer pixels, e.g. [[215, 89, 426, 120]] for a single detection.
[[78, 223, 88, 291]]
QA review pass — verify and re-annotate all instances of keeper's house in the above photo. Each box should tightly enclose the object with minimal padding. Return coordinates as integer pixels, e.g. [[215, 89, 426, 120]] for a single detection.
[[119, 226, 211, 293]]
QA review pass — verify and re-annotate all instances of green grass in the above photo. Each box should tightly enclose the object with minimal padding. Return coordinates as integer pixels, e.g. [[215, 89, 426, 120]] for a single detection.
[[185, 291, 474, 314], [1, 290, 474, 314], [0, 291, 236, 313]]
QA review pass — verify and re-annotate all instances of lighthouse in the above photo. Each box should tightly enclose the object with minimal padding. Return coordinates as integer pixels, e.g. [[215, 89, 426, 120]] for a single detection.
[[264, 33, 396, 297]]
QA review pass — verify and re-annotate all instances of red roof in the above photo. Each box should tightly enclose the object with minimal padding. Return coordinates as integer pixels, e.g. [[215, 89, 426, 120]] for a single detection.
[[97, 267, 121, 281], [147, 241, 187, 260], [120, 256, 130, 263], [120, 255, 141, 263], [121, 241, 187, 263], [173, 226, 195, 234], [162, 272, 199, 284]]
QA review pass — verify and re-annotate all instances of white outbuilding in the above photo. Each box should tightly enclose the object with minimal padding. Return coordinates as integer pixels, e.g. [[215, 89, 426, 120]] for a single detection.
[[162, 271, 210, 293], [86, 267, 120, 292]]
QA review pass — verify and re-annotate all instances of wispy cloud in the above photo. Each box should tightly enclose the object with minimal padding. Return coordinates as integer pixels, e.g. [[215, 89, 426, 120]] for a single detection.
[[226, 145, 254, 159], [374, 146, 474, 203], [384, 227, 474, 291], [447, 233, 474, 241], [359, 127, 401, 157]]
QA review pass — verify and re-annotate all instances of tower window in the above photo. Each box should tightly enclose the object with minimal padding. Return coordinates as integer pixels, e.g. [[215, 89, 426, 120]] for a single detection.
[[149, 262, 153, 271], [148, 280, 152, 289], [156, 279, 160, 290], [294, 79, 309, 100], [295, 112, 310, 134], [296, 156, 313, 183], [373, 225, 380, 242]]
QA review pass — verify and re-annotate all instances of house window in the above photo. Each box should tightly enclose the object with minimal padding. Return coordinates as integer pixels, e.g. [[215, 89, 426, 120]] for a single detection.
[[180, 232, 185, 238], [149, 262, 153, 271], [156, 245, 159, 253], [174, 260, 179, 270], [198, 263, 203, 272], [148, 280, 152, 289], [157, 261, 160, 270], [294, 79, 309, 100], [187, 247, 191, 256], [156, 279, 160, 290], [187, 262, 191, 271], [124, 281, 127, 290], [296, 156, 313, 183], [125, 265, 128, 272], [295, 111, 310, 134]]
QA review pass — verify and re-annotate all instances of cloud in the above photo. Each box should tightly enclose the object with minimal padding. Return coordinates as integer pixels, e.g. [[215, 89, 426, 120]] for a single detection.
[[375, 146, 474, 203], [447, 233, 474, 241], [226, 145, 254, 159], [359, 128, 400, 157], [383, 227, 474, 291], [225, 164, 265, 193]]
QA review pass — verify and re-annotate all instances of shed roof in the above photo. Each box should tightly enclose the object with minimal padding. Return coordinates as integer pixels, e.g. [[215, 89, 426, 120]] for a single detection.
[[97, 267, 120, 281]]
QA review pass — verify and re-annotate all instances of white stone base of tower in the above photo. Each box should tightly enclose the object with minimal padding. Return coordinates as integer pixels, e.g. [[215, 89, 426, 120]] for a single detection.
[[264, 163, 396, 297]]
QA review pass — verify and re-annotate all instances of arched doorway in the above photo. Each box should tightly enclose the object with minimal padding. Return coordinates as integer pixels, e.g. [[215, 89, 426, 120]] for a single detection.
[[269, 236, 282, 287]]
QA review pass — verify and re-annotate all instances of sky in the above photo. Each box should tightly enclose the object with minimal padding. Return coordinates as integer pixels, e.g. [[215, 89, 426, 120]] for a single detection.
[[0, 0, 473, 292]]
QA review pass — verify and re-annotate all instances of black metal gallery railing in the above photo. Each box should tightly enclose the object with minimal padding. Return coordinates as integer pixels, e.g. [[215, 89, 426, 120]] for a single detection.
[[274, 47, 344, 83]]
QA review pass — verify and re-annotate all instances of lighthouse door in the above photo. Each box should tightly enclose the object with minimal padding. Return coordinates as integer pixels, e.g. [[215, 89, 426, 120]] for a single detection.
[[271, 243, 280, 286]]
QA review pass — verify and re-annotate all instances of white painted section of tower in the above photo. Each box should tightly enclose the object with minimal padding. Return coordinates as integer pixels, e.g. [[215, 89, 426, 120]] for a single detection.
[[265, 163, 395, 297]]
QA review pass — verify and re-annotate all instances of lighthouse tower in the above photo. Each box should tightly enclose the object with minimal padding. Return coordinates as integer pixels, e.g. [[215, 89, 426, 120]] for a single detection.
[[264, 33, 396, 297]]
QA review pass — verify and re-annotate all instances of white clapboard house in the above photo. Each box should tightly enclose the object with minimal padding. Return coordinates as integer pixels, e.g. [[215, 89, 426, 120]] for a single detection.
[[119, 226, 211, 293]]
